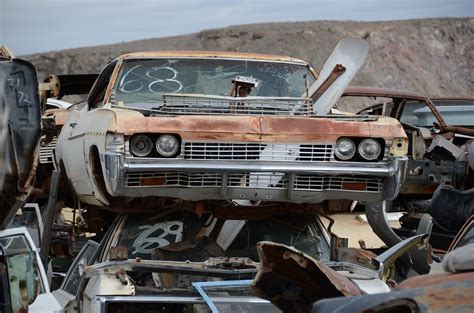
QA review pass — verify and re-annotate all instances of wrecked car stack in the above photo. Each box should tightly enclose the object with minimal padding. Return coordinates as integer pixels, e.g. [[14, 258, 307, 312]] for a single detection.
[[0, 36, 472, 313]]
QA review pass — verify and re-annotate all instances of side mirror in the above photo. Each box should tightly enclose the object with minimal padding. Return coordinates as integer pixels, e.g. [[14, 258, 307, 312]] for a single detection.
[[371, 234, 429, 281]]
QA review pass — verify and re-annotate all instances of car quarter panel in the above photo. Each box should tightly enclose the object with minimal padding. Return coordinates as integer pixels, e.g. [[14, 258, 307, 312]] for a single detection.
[[57, 106, 119, 205]]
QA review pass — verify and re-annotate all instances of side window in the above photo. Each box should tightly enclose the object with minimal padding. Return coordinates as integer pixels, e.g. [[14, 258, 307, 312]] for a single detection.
[[400, 100, 439, 128], [7, 204, 43, 249], [89, 62, 117, 109], [60, 240, 99, 296]]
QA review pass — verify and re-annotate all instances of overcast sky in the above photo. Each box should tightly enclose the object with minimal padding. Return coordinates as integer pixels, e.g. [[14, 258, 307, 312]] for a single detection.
[[1, 0, 472, 56]]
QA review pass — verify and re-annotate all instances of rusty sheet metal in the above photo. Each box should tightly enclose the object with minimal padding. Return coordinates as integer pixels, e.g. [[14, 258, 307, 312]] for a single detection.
[[109, 111, 406, 142], [344, 86, 430, 101], [312, 276, 474, 313], [252, 241, 362, 313], [41, 74, 98, 100], [398, 271, 474, 290], [345, 86, 462, 134], [117, 51, 311, 65], [103, 58, 123, 107]]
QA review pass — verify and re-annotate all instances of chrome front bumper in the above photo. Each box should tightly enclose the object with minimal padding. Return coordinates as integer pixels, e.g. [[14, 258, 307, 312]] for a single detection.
[[102, 152, 408, 203]]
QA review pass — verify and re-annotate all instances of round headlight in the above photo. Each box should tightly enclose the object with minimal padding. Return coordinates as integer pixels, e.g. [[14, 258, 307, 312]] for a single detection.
[[358, 138, 381, 161], [156, 135, 179, 157], [335, 138, 356, 160], [130, 135, 153, 157]]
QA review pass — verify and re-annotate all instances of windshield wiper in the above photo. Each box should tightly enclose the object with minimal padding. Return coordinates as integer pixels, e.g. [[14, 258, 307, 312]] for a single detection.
[[84, 258, 258, 279]]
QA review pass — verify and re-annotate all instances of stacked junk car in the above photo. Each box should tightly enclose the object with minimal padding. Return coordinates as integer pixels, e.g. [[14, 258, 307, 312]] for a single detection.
[[0, 35, 473, 313]]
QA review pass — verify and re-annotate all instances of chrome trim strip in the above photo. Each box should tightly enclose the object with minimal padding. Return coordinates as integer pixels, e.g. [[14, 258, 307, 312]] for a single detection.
[[103, 152, 408, 202], [122, 159, 394, 176]]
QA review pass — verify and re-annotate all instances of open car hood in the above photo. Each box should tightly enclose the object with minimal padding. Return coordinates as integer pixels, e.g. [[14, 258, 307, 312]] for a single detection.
[[308, 37, 369, 116]]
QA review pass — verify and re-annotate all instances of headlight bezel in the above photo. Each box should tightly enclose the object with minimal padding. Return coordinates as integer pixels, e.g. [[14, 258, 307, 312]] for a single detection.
[[155, 134, 180, 157], [128, 133, 181, 158], [358, 138, 382, 161], [334, 137, 385, 162], [130, 134, 154, 157], [335, 138, 357, 160]]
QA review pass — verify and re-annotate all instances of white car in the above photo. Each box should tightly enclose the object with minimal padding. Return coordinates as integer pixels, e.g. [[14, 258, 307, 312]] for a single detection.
[[52, 38, 409, 213]]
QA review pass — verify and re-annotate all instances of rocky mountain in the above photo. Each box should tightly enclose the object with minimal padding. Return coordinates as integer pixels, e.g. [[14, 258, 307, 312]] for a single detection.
[[24, 18, 473, 110]]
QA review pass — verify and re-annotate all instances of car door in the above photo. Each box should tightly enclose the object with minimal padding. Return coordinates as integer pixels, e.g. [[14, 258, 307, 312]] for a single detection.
[[52, 240, 99, 312], [0, 227, 62, 313], [7, 203, 44, 250]]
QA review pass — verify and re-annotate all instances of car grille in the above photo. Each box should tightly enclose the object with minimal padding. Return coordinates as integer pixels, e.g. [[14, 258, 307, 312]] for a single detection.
[[125, 171, 383, 192], [294, 175, 382, 192], [39, 136, 58, 164], [183, 142, 333, 162], [155, 95, 313, 116]]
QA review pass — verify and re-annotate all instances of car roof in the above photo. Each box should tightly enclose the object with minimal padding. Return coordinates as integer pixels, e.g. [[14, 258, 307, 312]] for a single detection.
[[343, 86, 429, 101], [116, 51, 310, 65]]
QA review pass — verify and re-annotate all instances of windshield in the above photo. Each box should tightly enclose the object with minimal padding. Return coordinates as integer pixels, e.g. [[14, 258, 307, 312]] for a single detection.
[[113, 58, 315, 105], [114, 211, 330, 263]]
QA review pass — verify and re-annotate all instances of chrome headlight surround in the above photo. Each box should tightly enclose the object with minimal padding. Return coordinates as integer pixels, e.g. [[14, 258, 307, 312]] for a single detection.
[[130, 135, 153, 157], [105, 133, 125, 152], [335, 138, 356, 160], [155, 134, 180, 157], [358, 138, 382, 161]]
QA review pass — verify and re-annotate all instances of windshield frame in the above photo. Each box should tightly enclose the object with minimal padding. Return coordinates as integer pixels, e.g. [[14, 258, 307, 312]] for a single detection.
[[105, 57, 317, 107], [102, 212, 331, 264]]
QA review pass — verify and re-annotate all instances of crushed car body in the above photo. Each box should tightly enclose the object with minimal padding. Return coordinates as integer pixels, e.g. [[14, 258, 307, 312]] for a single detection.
[[350, 86, 473, 199], [311, 217, 474, 313], [52, 209, 333, 312], [252, 234, 429, 313], [346, 86, 473, 251]]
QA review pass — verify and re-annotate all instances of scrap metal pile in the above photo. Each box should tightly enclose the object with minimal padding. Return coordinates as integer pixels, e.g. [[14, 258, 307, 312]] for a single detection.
[[0, 37, 473, 313]]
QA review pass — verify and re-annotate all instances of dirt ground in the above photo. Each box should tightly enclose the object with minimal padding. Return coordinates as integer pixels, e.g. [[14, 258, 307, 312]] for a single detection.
[[324, 213, 402, 249]]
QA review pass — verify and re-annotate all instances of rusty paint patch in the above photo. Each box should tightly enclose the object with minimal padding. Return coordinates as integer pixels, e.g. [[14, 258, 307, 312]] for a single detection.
[[117, 51, 311, 66], [109, 110, 406, 143], [398, 271, 474, 290], [252, 241, 362, 313]]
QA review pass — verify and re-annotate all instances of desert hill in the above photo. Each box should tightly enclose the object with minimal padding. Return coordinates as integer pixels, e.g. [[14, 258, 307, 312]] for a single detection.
[[25, 18, 473, 110]]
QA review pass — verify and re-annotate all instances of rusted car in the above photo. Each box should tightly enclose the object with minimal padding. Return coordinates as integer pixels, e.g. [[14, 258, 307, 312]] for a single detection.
[[311, 217, 474, 313], [50, 209, 333, 312], [51, 38, 408, 212], [347, 87, 473, 250], [252, 234, 430, 313], [252, 217, 474, 313], [351, 87, 473, 198]]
